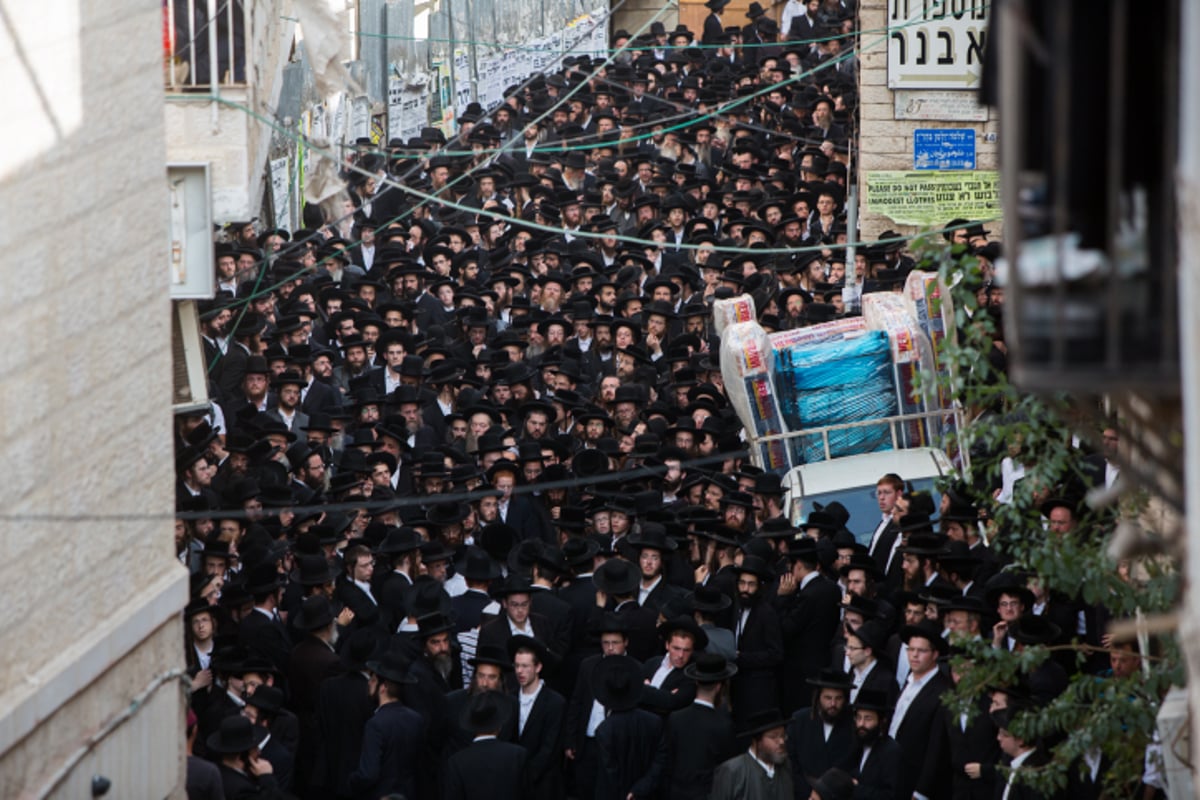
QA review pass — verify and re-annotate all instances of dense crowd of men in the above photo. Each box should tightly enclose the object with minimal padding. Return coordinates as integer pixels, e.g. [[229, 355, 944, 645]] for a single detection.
[[176, 1, 1162, 799]]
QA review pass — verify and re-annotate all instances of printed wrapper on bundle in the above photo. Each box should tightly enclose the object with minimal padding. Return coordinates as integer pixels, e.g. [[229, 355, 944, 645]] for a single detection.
[[903, 270, 960, 437], [769, 316, 867, 350], [712, 294, 757, 336], [862, 292, 941, 447], [719, 321, 790, 473]]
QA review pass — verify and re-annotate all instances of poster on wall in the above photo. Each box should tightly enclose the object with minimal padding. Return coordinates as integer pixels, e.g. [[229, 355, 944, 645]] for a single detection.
[[864, 171, 999, 227]]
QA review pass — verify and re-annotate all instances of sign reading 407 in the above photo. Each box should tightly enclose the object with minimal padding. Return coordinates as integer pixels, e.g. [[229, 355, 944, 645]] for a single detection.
[[888, 0, 989, 90]]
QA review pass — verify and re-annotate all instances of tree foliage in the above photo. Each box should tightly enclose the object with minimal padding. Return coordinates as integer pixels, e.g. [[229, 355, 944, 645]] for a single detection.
[[907, 239, 1183, 796]]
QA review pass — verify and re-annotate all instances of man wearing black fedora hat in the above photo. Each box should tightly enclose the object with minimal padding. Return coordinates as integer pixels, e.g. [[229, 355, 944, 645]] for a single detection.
[[626, 523, 687, 615], [592, 653, 665, 799], [310, 629, 378, 798], [786, 667, 855, 799], [775, 536, 842, 714], [444, 645, 519, 755], [563, 613, 630, 800], [729, 555, 784, 730], [238, 563, 292, 676], [661, 652, 739, 799], [845, 687, 902, 800], [206, 714, 285, 798], [347, 648, 423, 799], [591, 557, 660, 663], [444, 691, 530, 800], [711, 708, 794, 799]]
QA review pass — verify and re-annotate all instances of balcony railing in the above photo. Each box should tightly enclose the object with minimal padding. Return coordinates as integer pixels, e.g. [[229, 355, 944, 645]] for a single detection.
[[164, 0, 247, 89]]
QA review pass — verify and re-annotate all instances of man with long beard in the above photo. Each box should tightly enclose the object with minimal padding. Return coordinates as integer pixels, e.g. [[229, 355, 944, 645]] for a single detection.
[[784, 669, 854, 799], [728, 556, 783, 731], [844, 689, 901, 800]]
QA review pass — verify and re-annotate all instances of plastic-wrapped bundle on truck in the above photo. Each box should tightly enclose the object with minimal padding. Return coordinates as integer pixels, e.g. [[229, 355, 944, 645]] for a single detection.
[[719, 315, 792, 475], [774, 330, 898, 464], [862, 292, 940, 448]]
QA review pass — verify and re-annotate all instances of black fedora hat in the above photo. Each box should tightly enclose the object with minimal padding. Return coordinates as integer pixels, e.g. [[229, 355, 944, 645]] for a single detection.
[[290, 553, 339, 586], [625, 524, 678, 553], [900, 621, 948, 653], [593, 558, 641, 596], [1008, 614, 1062, 646], [983, 572, 1036, 610], [755, 516, 796, 540], [684, 652, 738, 682], [293, 595, 338, 631], [416, 611, 456, 640], [375, 526, 424, 556], [898, 532, 946, 556], [206, 715, 269, 754], [455, 546, 501, 582], [806, 667, 854, 691], [365, 648, 418, 684], [490, 573, 534, 599], [735, 554, 775, 582], [853, 687, 894, 715], [507, 633, 553, 666], [562, 535, 601, 566], [738, 708, 788, 739], [838, 553, 885, 581], [461, 690, 513, 733], [849, 619, 889, 654], [244, 562, 283, 595], [592, 654, 644, 712], [690, 585, 732, 614], [656, 615, 710, 650], [469, 644, 514, 671], [810, 768, 855, 800]]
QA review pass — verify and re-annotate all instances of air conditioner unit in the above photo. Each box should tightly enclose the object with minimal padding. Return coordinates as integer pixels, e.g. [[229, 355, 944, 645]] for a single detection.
[[172, 300, 211, 413]]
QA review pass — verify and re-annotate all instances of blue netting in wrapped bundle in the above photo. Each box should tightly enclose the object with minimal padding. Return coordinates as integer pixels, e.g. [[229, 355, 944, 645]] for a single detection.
[[774, 331, 898, 463]]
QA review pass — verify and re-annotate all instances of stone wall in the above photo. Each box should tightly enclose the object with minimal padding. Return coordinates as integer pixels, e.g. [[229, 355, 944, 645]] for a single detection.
[[857, 0, 1001, 240], [0, 0, 188, 795]]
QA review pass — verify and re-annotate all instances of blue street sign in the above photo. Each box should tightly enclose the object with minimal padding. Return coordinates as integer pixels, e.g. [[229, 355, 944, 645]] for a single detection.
[[913, 129, 976, 170]]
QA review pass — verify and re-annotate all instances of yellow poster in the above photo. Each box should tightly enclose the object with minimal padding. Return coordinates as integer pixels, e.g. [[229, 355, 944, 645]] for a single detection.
[[864, 171, 1000, 227]]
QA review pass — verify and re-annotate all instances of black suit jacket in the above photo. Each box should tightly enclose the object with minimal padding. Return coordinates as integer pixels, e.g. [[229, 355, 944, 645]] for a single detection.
[[477, 612, 555, 657], [892, 670, 953, 800], [702, 11, 724, 44], [844, 734, 902, 800], [639, 656, 697, 714], [443, 738, 530, 800], [238, 608, 292, 675], [776, 573, 842, 713], [595, 708, 666, 800], [730, 600, 784, 727], [445, 689, 519, 755], [501, 496, 553, 543], [516, 684, 567, 800], [452, 588, 493, 634], [302, 377, 343, 415], [347, 701, 425, 799], [376, 569, 413, 631], [564, 653, 612, 753], [287, 636, 342, 717], [661, 701, 738, 800], [530, 586, 573, 659], [313, 670, 375, 798], [787, 710, 855, 798], [945, 694, 999, 800], [334, 576, 383, 631]]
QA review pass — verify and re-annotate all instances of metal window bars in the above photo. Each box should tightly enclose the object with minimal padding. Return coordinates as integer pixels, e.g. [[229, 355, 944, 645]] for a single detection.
[[165, 0, 248, 89]]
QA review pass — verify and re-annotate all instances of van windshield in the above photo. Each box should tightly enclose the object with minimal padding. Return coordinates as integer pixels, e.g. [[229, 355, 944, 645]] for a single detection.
[[797, 478, 942, 546]]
